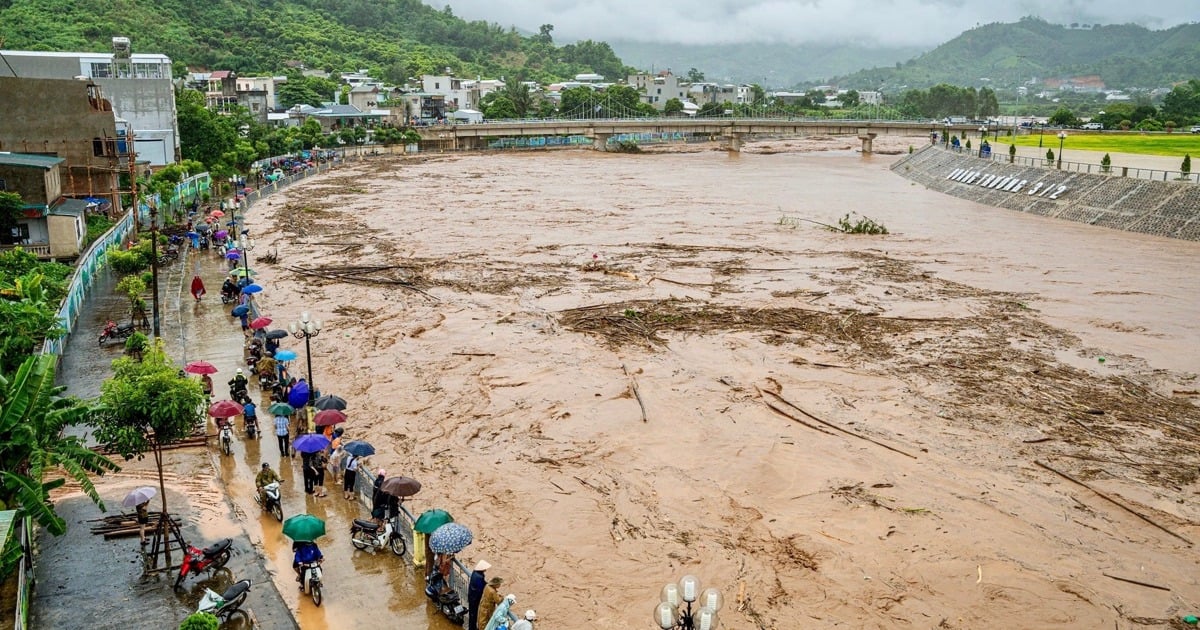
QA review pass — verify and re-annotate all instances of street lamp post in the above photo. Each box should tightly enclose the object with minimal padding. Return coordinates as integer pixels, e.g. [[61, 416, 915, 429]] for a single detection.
[[1039, 124, 1045, 148], [239, 234, 254, 281], [978, 126, 988, 157], [1057, 131, 1067, 169], [943, 124, 950, 148], [289, 312, 323, 405], [655, 575, 723, 630]]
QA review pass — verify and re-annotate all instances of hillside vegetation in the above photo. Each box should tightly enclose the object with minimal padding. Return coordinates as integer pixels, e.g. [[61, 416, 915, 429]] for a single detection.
[[0, 0, 629, 82], [837, 18, 1200, 90]]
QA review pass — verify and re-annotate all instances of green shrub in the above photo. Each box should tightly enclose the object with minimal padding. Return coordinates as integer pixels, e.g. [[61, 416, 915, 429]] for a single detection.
[[1101, 153, 1112, 173], [107, 247, 147, 275], [84, 214, 116, 246], [831, 213, 888, 235], [1046, 148, 1055, 164], [610, 140, 641, 153], [125, 331, 149, 355], [1182, 153, 1192, 178], [179, 612, 219, 630]]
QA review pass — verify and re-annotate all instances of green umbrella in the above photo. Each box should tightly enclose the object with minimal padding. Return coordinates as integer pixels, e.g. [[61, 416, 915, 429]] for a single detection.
[[269, 402, 295, 416], [414, 509, 453, 534], [282, 513, 326, 542], [229, 268, 257, 277]]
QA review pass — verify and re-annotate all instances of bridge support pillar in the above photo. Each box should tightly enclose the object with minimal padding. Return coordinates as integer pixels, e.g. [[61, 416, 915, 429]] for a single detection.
[[589, 133, 612, 151], [857, 129, 878, 154], [722, 131, 744, 152]]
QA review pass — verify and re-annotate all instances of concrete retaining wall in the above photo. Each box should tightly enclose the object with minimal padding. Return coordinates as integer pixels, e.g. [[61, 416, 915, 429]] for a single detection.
[[892, 146, 1200, 241]]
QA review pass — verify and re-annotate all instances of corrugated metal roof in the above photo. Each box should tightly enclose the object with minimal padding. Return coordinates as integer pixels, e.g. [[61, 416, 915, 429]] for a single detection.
[[0, 152, 65, 168], [48, 198, 89, 217]]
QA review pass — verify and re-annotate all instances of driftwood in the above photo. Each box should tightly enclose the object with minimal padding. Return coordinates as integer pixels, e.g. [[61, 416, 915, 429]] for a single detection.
[[621, 364, 648, 423], [92, 434, 209, 455], [452, 352, 495, 357], [287, 264, 439, 302], [648, 276, 716, 289], [757, 388, 834, 435], [1101, 572, 1171, 591], [1034, 460, 1193, 546], [762, 389, 918, 459]]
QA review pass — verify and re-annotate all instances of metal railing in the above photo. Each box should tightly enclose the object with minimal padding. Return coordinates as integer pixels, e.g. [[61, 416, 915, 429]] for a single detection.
[[938, 145, 1199, 184]]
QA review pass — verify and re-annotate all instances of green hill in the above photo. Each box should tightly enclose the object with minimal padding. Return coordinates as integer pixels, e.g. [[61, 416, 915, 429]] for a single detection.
[[835, 17, 1200, 91], [0, 0, 630, 82]]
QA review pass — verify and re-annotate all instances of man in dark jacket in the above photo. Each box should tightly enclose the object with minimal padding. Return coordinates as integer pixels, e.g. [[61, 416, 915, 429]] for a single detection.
[[467, 560, 491, 630]]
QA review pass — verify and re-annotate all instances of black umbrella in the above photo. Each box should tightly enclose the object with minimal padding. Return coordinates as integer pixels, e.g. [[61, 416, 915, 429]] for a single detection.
[[314, 394, 347, 411], [265, 329, 289, 340], [380, 476, 421, 498]]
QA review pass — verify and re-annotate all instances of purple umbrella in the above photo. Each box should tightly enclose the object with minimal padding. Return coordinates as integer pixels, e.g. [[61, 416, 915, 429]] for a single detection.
[[214, 230, 229, 239], [293, 433, 331, 453], [288, 381, 310, 408], [226, 251, 241, 260]]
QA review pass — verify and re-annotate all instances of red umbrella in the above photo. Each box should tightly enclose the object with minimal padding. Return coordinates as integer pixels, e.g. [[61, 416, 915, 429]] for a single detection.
[[313, 409, 347, 427], [209, 399, 244, 419], [184, 361, 218, 375], [210, 210, 225, 218], [249, 316, 273, 329]]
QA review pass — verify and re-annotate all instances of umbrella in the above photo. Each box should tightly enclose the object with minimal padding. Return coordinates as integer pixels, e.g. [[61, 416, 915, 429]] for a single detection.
[[265, 329, 289, 340], [122, 486, 157, 508], [209, 210, 225, 218], [274, 349, 297, 361], [313, 409, 347, 427], [313, 394, 347, 411], [229, 268, 257, 277], [196, 222, 211, 233], [293, 433, 331, 454], [380, 476, 421, 498], [249, 316, 272, 329], [214, 230, 229, 239], [282, 514, 326, 542], [414, 509, 454, 534], [241, 284, 264, 295], [186, 230, 199, 239], [429, 522, 473, 554], [184, 361, 218, 375], [226, 251, 241, 260], [231, 304, 250, 317], [269, 402, 295, 416], [209, 399, 244, 419], [288, 381, 310, 408], [342, 440, 375, 457]]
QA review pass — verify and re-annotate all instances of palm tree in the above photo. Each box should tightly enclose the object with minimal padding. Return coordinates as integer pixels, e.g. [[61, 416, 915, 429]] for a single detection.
[[0, 354, 119, 536], [502, 78, 534, 119]]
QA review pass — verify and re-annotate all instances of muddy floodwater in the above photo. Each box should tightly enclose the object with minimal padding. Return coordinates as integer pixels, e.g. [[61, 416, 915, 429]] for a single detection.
[[245, 137, 1200, 629]]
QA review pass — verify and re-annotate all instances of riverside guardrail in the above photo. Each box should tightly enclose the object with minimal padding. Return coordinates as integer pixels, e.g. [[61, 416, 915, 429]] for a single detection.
[[940, 144, 1199, 184]]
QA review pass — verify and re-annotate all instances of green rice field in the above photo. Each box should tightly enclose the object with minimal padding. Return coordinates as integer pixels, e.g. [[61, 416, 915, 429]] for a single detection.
[[1006, 132, 1200, 158]]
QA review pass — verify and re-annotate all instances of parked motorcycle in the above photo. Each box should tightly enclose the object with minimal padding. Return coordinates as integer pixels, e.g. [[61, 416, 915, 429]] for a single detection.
[[299, 561, 324, 607], [174, 538, 233, 588], [256, 481, 283, 521], [349, 517, 406, 556], [197, 579, 252, 622], [217, 420, 233, 456], [98, 320, 135, 346], [425, 572, 467, 625]]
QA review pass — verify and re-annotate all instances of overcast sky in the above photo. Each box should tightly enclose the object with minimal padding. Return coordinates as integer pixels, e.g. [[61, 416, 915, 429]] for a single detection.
[[427, 0, 1197, 47]]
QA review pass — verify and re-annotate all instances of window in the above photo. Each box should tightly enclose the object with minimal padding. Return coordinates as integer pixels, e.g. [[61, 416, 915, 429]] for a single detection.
[[0, 178, 6, 191], [90, 62, 113, 78], [435, 82, 440, 90], [11, 224, 31, 243]]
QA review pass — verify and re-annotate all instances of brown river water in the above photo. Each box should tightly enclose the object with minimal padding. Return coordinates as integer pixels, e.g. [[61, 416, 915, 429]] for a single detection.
[[238, 136, 1198, 629]]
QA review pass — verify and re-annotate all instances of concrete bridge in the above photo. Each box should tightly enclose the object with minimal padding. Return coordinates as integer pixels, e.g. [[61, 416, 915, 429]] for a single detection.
[[414, 118, 976, 153]]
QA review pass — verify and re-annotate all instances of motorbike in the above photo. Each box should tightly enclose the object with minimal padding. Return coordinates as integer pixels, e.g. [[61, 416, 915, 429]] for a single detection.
[[217, 420, 233, 456], [220, 284, 238, 304], [425, 572, 467, 625], [256, 481, 283, 521], [197, 579, 252, 622], [98, 320, 135, 346], [245, 414, 260, 439], [174, 538, 233, 588], [349, 517, 406, 556], [229, 382, 252, 406], [199, 234, 210, 250], [299, 561, 324, 607]]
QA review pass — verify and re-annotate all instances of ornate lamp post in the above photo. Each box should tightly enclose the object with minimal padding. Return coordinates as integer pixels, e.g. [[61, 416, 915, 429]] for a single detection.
[[1057, 131, 1067, 169], [654, 575, 722, 630], [238, 234, 254, 281], [289, 312, 323, 405]]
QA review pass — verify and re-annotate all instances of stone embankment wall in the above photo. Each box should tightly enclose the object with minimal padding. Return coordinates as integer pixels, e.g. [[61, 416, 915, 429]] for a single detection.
[[892, 146, 1200, 241]]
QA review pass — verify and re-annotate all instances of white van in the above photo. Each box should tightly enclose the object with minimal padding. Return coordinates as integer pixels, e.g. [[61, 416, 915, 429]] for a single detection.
[[1081, 122, 1103, 130]]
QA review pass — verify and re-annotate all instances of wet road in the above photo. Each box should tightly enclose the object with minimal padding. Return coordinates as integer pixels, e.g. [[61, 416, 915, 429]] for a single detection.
[[178, 219, 460, 628]]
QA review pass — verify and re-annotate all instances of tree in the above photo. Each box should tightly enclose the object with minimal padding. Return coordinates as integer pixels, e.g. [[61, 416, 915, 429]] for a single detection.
[[1048, 107, 1078, 127], [501, 78, 534, 118], [0, 272, 63, 374], [0, 191, 23, 240], [0, 355, 118, 541], [749, 84, 766, 105], [481, 94, 517, 120], [92, 340, 205, 567], [663, 98, 684, 116], [685, 68, 705, 83], [841, 90, 860, 108], [1182, 154, 1192, 177], [976, 87, 1000, 118], [535, 24, 554, 45], [697, 102, 726, 117], [1046, 148, 1055, 164], [1101, 153, 1112, 173], [177, 90, 239, 171]]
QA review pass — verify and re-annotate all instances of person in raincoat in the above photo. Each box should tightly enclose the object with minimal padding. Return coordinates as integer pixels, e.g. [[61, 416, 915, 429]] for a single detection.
[[483, 593, 517, 630], [190, 275, 206, 302], [467, 560, 491, 630]]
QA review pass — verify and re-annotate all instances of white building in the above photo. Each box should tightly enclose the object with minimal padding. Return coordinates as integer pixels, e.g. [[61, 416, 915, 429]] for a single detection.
[[0, 44, 180, 165], [421, 75, 478, 110], [628, 72, 687, 109]]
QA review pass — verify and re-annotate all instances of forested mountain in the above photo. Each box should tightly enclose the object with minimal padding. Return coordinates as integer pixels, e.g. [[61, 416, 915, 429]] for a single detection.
[[610, 40, 924, 88], [0, 0, 630, 82], [835, 18, 1200, 91]]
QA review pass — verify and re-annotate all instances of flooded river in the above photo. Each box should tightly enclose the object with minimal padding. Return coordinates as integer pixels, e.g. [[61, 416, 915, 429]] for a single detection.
[[226, 137, 1199, 629]]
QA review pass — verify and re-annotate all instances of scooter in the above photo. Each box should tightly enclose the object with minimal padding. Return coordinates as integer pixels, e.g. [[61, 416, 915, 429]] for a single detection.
[[98, 320, 135, 346], [217, 420, 233, 456], [245, 414, 260, 440], [256, 481, 283, 521], [425, 572, 467, 625], [349, 517, 406, 556], [229, 384, 252, 406], [197, 579, 252, 622], [220, 285, 238, 304], [299, 561, 324, 607], [174, 538, 233, 588]]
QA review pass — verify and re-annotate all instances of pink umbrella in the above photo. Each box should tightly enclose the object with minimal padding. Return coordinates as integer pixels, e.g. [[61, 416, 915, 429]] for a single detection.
[[184, 361, 218, 375], [209, 400, 244, 419], [249, 316, 273, 329], [210, 210, 225, 218], [313, 409, 347, 427]]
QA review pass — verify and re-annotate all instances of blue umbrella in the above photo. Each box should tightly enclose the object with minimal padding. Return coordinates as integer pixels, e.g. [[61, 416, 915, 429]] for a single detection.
[[342, 440, 375, 457], [288, 381, 310, 408], [226, 251, 241, 260], [231, 304, 250, 317], [293, 433, 331, 454], [186, 231, 200, 239], [275, 349, 297, 362], [429, 522, 473, 554], [242, 284, 264, 294]]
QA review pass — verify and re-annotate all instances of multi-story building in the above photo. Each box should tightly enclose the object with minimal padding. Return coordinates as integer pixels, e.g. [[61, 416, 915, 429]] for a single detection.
[[421, 75, 478, 111], [0, 154, 89, 259], [0, 76, 128, 219], [0, 39, 180, 165], [628, 72, 688, 109]]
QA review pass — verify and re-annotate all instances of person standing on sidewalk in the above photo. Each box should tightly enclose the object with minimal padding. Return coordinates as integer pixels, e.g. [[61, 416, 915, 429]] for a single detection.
[[467, 560, 491, 630], [275, 413, 290, 457]]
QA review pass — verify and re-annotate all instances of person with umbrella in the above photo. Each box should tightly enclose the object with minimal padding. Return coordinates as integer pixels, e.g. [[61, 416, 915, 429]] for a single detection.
[[283, 514, 325, 586], [123, 486, 157, 546], [342, 450, 362, 500]]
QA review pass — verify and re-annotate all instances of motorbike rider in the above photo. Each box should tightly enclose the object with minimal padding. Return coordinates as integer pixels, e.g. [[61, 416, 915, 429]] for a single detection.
[[221, 277, 238, 300], [243, 400, 258, 434], [292, 540, 323, 586], [256, 462, 281, 505], [228, 368, 249, 401]]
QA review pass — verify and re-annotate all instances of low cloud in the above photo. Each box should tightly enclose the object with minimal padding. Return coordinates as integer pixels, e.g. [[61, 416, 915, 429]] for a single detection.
[[428, 0, 1196, 46]]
